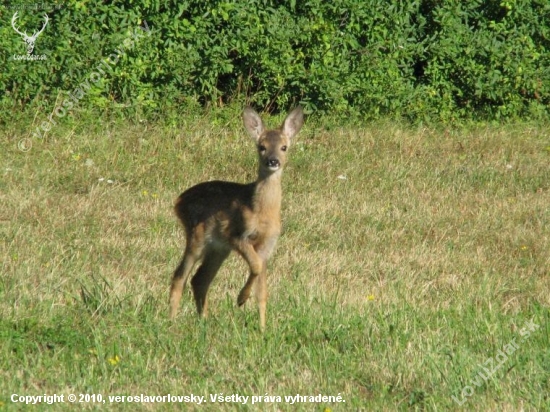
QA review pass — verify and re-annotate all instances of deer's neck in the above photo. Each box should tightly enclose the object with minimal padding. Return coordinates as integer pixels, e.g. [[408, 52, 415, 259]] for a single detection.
[[253, 169, 282, 215]]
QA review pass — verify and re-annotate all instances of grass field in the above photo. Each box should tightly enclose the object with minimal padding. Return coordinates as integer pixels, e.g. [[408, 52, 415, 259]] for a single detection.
[[1, 110, 549, 411]]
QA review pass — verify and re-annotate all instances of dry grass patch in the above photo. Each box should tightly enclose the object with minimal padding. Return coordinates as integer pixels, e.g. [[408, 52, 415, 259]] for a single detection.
[[0, 114, 548, 410]]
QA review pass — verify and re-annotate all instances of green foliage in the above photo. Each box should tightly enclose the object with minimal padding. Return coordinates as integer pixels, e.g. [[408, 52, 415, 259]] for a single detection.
[[0, 0, 548, 122], [416, 0, 550, 121]]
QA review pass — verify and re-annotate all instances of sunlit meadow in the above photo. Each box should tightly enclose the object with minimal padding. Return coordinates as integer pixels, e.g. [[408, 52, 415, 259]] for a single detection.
[[1, 111, 549, 410]]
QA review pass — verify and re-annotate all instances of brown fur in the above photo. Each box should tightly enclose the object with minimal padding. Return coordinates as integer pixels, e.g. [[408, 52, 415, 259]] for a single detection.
[[169, 107, 304, 330]]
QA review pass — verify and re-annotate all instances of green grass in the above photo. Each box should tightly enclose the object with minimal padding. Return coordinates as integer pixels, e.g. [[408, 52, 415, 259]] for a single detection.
[[1, 111, 549, 411]]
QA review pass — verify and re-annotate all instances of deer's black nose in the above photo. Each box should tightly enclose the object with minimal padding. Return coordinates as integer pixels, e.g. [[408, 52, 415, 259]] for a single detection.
[[267, 158, 280, 168]]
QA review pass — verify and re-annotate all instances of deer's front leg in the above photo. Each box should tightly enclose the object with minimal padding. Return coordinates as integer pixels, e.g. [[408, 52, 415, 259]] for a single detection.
[[236, 237, 277, 331], [235, 241, 265, 307]]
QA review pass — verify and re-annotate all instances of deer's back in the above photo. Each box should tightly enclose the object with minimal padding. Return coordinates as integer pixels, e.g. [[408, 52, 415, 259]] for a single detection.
[[175, 180, 257, 242]]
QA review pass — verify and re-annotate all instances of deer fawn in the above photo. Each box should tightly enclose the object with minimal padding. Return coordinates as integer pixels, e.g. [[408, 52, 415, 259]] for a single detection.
[[169, 106, 304, 330]]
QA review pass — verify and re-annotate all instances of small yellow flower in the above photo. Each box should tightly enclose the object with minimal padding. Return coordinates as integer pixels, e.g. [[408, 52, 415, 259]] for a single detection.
[[142, 190, 148, 196], [520, 245, 528, 251], [366, 294, 375, 301], [152, 193, 158, 199], [107, 355, 120, 366]]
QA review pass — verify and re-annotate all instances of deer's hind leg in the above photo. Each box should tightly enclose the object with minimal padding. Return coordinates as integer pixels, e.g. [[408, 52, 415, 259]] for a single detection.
[[170, 224, 207, 319], [191, 246, 230, 317], [170, 244, 200, 319]]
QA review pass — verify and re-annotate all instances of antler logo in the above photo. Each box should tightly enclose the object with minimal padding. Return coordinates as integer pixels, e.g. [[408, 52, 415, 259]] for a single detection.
[[11, 12, 49, 55]]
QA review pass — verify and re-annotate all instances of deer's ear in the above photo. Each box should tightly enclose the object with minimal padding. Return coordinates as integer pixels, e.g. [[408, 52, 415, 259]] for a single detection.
[[243, 107, 265, 142], [281, 107, 304, 141]]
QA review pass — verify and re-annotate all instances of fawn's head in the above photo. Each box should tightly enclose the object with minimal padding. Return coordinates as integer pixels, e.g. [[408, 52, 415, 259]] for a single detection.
[[243, 107, 304, 175]]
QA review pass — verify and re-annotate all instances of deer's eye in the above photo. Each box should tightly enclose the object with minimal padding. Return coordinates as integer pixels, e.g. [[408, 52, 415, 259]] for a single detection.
[[259, 145, 266, 152], [281, 145, 287, 151]]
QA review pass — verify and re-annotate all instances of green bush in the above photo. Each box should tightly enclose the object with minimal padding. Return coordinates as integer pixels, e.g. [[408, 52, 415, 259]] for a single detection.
[[0, 0, 548, 122], [415, 0, 550, 121]]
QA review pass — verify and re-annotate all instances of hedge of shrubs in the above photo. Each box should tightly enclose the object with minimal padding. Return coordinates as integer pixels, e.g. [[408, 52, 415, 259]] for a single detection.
[[1, 0, 548, 122]]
